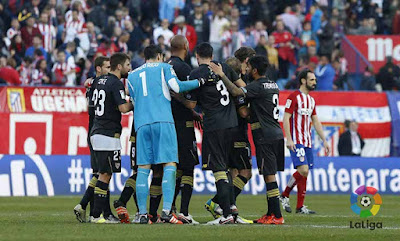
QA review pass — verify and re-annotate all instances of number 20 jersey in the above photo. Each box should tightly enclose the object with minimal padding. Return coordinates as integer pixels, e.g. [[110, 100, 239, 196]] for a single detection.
[[90, 73, 127, 137], [187, 63, 238, 132]]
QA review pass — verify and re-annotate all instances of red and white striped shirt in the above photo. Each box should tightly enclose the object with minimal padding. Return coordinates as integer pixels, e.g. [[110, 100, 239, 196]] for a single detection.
[[64, 20, 87, 43], [285, 90, 317, 148], [36, 23, 56, 52]]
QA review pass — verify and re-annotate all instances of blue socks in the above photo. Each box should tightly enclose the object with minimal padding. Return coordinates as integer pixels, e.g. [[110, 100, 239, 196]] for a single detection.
[[136, 168, 150, 215], [162, 166, 177, 213]]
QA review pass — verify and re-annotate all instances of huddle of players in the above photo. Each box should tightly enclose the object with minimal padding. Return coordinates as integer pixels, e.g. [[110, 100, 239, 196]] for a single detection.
[[74, 34, 329, 224]]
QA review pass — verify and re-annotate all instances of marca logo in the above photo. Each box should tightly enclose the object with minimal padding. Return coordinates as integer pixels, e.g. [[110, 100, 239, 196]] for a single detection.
[[7, 88, 26, 112], [366, 38, 400, 61], [0, 155, 54, 196]]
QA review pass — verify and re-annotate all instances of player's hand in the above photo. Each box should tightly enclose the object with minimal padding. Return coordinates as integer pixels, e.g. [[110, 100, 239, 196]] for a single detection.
[[84, 77, 93, 88], [192, 110, 203, 130], [198, 77, 206, 86], [286, 139, 296, 152], [209, 62, 224, 77], [323, 140, 330, 155]]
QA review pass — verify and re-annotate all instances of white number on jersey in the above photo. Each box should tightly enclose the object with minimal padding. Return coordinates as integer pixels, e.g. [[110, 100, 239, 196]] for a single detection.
[[272, 93, 279, 120], [216, 80, 230, 106], [92, 89, 106, 116], [139, 71, 148, 96]]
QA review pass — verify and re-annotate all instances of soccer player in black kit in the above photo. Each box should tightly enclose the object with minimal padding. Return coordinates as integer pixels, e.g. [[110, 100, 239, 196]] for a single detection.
[[74, 56, 120, 223], [186, 43, 245, 224], [167, 35, 200, 224], [210, 55, 285, 225], [89, 53, 133, 224]]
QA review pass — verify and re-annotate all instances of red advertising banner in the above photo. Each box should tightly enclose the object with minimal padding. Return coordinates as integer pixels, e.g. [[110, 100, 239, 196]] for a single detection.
[[0, 87, 392, 157], [343, 35, 400, 73]]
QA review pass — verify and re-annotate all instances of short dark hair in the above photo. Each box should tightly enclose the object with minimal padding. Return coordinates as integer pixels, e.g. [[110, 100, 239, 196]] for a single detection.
[[344, 119, 351, 129], [94, 56, 110, 69], [110, 52, 130, 71], [144, 45, 162, 60], [297, 68, 314, 84], [248, 55, 269, 76], [234, 47, 256, 62], [195, 42, 213, 58]]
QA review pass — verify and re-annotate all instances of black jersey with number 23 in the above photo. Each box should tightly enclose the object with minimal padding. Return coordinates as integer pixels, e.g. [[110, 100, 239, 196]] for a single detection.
[[90, 73, 127, 137]]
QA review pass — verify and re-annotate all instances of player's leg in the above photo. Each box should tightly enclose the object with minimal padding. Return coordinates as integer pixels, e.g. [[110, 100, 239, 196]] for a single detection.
[[171, 169, 183, 214], [296, 147, 315, 214], [91, 150, 121, 224], [254, 140, 284, 225], [74, 136, 98, 223], [178, 167, 199, 224], [149, 166, 163, 223], [135, 125, 154, 224], [204, 129, 234, 225]]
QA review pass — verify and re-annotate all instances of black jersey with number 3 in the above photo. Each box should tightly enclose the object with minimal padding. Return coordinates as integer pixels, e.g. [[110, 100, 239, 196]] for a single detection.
[[90, 73, 127, 137], [242, 77, 284, 143], [187, 62, 238, 132]]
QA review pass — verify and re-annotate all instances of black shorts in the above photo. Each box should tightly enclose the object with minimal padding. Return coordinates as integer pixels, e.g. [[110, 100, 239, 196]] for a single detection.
[[176, 121, 199, 170], [94, 150, 122, 174], [88, 117, 98, 173], [255, 139, 285, 175], [229, 127, 252, 170], [202, 128, 234, 172]]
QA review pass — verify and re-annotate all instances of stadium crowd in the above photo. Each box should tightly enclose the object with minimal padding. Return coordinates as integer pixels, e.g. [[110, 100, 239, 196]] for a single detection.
[[0, 0, 399, 91]]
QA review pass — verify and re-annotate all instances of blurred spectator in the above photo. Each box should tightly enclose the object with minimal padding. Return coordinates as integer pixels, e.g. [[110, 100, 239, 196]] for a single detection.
[[115, 31, 130, 53], [63, 9, 89, 52], [254, 35, 267, 56], [338, 120, 365, 156], [299, 21, 318, 57], [31, 59, 51, 85], [159, 0, 185, 24], [6, 19, 20, 43], [351, 17, 375, 35], [221, 21, 241, 60], [376, 56, 400, 91], [209, 9, 229, 61], [309, 4, 323, 33], [25, 35, 48, 61], [86, 22, 100, 55], [332, 58, 350, 90], [52, 50, 76, 86], [20, 16, 42, 48], [187, 2, 210, 44], [131, 47, 145, 69], [153, 19, 174, 46], [272, 20, 296, 89], [251, 21, 268, 45], [18, 57, 34, 85], [9, 34, 26, 65], [266, 35, 279, 71], [115, 8, 131, 30], [37, 11, 57, 53], [65, 0, 85, 24], [237, 0, 253, 30], [0, 57, 20, 85], [280, 6, 302, 36], [317, 14, 334, 57], [315, 55, 336, 91], [172, 16, 197, 52], [156, 35, 171, 54], [238, 23, 256, 49], [360, 66, 377, 91], [126, 21, 145, 53]]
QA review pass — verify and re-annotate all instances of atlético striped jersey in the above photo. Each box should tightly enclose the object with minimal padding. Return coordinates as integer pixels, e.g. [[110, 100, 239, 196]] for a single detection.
[[284, 90, 317, 148]]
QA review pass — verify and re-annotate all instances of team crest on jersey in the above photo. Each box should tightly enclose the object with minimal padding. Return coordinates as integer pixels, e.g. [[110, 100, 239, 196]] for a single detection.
[[115, 162, 121, 169], [285, 99, 292, 109], [300, 156, 305, 162]]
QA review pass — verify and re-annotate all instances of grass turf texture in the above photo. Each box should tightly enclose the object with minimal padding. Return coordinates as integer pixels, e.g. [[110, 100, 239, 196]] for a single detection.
[[0, 195, 398, 241]]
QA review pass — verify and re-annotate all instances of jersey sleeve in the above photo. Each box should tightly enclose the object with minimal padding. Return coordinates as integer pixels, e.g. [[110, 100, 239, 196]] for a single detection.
[[241, 81, 260, 99], [285, 92, 297, 114], [164, 64, 199, 93], [312, 101, 317, 116], [111, 80, 127, 106]]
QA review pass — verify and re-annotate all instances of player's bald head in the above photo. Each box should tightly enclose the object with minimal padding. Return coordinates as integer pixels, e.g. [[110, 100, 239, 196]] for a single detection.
[[170, 35, 188, 53]]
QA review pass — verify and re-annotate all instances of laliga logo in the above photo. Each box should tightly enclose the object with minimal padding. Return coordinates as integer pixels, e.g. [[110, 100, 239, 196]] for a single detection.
[[349, 185, 383, 230]]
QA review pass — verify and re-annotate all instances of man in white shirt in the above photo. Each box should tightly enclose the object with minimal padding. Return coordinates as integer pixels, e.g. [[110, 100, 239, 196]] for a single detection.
[[153, 19, 174, 46], [338, 120, 365, 156]]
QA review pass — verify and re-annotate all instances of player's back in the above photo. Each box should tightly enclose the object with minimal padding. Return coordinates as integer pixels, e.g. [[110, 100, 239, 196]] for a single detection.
[[90, 73, 126, 137], [128, 63, 175, 131], [188, 63, 238, 132]]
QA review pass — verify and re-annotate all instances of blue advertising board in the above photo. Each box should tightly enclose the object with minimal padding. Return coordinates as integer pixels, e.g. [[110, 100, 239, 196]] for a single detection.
[[387, 92, 400, 156], [0, 155, 399, 196]]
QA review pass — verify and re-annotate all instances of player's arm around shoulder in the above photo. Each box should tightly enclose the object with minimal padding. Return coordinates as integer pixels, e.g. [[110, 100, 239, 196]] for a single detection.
[[209, 62, 244, 97], [163, 63, 202, 93]]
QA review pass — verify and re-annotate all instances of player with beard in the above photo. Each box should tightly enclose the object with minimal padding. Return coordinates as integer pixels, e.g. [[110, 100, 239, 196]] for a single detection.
[[74, 56, 120, 223], [89, 53, 134, 224], [279, 69, 330, 214], [210, 55, 285, 224]]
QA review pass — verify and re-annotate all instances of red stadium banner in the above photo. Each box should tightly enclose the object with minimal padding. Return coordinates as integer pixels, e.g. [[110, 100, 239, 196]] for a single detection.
[[0, 87, 392, 157], [343, 35, 400, 73]]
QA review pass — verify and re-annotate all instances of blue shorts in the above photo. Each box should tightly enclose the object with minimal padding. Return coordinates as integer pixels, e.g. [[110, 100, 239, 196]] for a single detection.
[[289, 144, 314, 169], [136, 122, 178, 166]]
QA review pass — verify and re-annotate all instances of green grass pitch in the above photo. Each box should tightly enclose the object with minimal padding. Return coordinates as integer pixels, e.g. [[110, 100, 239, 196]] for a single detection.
[[0, 195, 398, 241]]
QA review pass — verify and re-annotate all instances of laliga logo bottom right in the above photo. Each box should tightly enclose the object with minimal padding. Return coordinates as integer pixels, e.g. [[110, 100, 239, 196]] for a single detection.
[[350, 185, 383, 230]]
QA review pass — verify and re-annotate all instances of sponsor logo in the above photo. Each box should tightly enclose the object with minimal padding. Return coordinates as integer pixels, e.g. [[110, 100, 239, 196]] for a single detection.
[[30, 88, 87, 112], [7, 88, 26, 112], [366, 38, 400, 61], [349, 185, 383, 230], [285, 99, 292, 109]]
